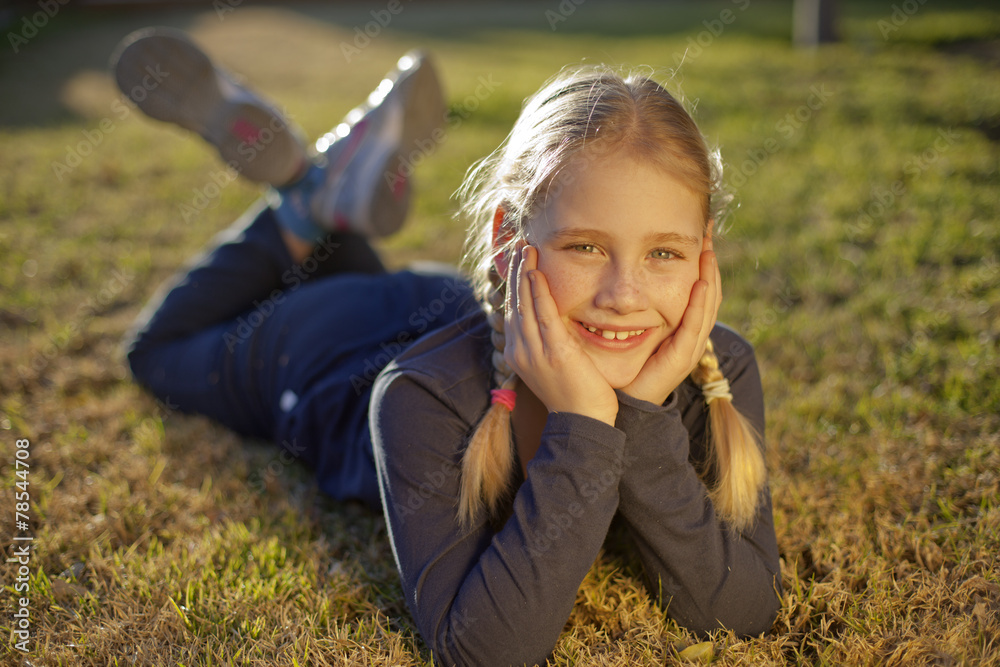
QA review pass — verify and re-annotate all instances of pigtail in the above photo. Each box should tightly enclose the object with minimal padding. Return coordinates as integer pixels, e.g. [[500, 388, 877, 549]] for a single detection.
[[458, 278, 518, 527], [690, 338, 767, 532]]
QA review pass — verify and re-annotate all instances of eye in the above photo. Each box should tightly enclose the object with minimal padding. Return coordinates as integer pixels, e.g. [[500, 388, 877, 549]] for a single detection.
[[568, 244, 599, 254], [651, 248, 680, 260]]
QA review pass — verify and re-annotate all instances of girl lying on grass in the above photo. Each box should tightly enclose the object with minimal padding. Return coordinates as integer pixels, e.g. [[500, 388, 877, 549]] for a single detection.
[[116, 27, 781, 666]]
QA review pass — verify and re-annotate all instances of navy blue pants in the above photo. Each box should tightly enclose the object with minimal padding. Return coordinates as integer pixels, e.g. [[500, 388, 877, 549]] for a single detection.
[[126, 201, 474, 508]]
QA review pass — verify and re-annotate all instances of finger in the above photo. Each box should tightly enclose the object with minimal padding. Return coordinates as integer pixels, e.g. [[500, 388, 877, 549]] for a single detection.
[[700, 249, 719, 334], [526, 264, 566, 350], [504, 245, 530, 362], [713, 252, 722, 320], [704, 226, 722, 321], [516, 245, 542, 345], [675, 278, 709, 366], [504, 243, 519, 323], [692, 250, 718, 360]]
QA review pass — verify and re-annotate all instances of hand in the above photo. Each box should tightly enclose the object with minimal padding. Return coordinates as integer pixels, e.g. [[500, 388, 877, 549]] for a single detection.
[[504, 245, 619, 426], [621, 232, 722, 406]]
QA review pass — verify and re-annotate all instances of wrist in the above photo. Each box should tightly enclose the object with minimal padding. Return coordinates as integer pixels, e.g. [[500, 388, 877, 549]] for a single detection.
[[587, 407, 618, 428], [547, 406, 619, 430], [616, 388, 680, 412], [618, 386, 671, 407], [548, 403, 618, 427]]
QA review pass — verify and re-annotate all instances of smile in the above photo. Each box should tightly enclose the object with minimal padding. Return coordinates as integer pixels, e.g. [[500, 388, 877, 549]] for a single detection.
[[582, 325, 647, 341], [575, 321, 655, 347]]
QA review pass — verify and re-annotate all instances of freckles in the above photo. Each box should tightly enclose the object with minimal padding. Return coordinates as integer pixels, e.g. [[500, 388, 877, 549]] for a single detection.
[[550, 272, 588, 315], [650, 278, 686, 302], [662, 282, 689, 300], [653, 281, 694, 325], [537, 255, 589, 308]]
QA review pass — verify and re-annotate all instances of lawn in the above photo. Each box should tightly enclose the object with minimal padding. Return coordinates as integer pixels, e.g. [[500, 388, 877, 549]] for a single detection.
[[1, 1, 999, 665]]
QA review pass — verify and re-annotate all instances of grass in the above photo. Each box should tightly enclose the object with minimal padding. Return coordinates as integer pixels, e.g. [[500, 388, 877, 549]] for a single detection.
[[1, 1, 999, 665]]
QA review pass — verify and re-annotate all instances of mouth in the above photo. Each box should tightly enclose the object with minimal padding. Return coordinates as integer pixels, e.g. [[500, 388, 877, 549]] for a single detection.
[[576, 321, 655, 347]]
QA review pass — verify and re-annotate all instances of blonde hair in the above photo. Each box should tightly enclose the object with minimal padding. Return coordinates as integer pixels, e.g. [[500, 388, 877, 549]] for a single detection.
[[456, 65, 765, 530]]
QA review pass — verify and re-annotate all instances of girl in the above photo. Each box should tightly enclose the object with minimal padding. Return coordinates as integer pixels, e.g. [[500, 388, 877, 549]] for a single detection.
[[118, 27, 781, 667]]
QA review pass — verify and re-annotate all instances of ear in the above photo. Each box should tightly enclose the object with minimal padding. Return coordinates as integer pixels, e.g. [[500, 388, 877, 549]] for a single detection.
[[492, 206, 514, 276]]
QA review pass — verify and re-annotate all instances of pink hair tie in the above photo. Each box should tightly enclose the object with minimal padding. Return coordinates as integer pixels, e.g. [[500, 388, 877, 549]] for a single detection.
[[490, 388, 517, 411]]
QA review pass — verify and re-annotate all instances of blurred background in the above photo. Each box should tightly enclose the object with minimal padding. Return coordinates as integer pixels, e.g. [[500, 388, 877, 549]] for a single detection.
[[1, 1, 998, 664]]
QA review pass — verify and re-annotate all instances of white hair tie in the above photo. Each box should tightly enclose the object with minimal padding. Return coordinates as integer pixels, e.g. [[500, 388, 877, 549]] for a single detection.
[[701, 378, 733, 405]]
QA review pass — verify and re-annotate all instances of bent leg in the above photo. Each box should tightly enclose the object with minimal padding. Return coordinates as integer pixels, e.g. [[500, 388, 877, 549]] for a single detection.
[[261, 270, 476, 508], [125, 200, 384, 437]]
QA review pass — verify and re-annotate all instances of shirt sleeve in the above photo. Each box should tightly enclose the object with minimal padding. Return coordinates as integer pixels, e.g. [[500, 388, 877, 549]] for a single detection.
[[612, 338, 782, 637], [370, 368, 630, 667]]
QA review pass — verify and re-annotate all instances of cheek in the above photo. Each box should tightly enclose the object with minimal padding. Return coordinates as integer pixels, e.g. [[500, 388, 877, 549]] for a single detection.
[[535, 251, 592, 316], [662, 287, 691, 319], [653, 268, 700, 320], [665, 274, 697, 302]]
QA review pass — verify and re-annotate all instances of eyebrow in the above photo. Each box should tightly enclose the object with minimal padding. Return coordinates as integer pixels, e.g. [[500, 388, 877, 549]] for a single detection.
[[546, 228, 702, 248]]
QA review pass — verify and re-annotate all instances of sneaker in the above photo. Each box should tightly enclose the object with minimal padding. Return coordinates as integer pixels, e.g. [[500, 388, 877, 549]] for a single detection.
[[310, 50, 447, 238], [111, 26, 309, 186]]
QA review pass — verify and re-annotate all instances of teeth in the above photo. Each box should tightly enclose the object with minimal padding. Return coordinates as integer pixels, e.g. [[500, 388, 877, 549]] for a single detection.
[[584, 325, 645, 340]]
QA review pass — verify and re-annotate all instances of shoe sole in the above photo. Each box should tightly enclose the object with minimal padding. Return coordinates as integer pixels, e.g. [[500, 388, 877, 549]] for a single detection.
[[369, 52, 447, 237], [111, 27, 306, 186], [316, 52, 447, 237]]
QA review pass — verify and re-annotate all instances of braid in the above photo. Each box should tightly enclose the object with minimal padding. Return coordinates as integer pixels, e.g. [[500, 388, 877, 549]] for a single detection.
[[691, 338, 767, 532], [486, 283, 515, 388], [691, 338, 729, 399], [458, 270, 518, 526]]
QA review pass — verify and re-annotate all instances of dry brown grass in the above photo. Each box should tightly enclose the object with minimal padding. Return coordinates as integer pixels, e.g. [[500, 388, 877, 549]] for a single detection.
[[2, 2, 999, 665]]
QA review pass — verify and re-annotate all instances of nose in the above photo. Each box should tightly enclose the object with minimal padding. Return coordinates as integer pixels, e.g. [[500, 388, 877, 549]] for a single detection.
[[593, 260, 648, 314]]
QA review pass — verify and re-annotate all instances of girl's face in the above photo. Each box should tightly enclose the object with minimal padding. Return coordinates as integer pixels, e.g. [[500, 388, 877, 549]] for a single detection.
[[525, 148, 706, 388]]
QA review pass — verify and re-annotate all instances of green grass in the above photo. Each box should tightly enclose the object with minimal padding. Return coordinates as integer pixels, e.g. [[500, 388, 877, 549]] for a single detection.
[[2, 1, 999, 665]]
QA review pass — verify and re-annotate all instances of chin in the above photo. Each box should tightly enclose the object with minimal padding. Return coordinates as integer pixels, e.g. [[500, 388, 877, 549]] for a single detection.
[[593, 360, 645, 390], [577, 327, 671, 391]]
